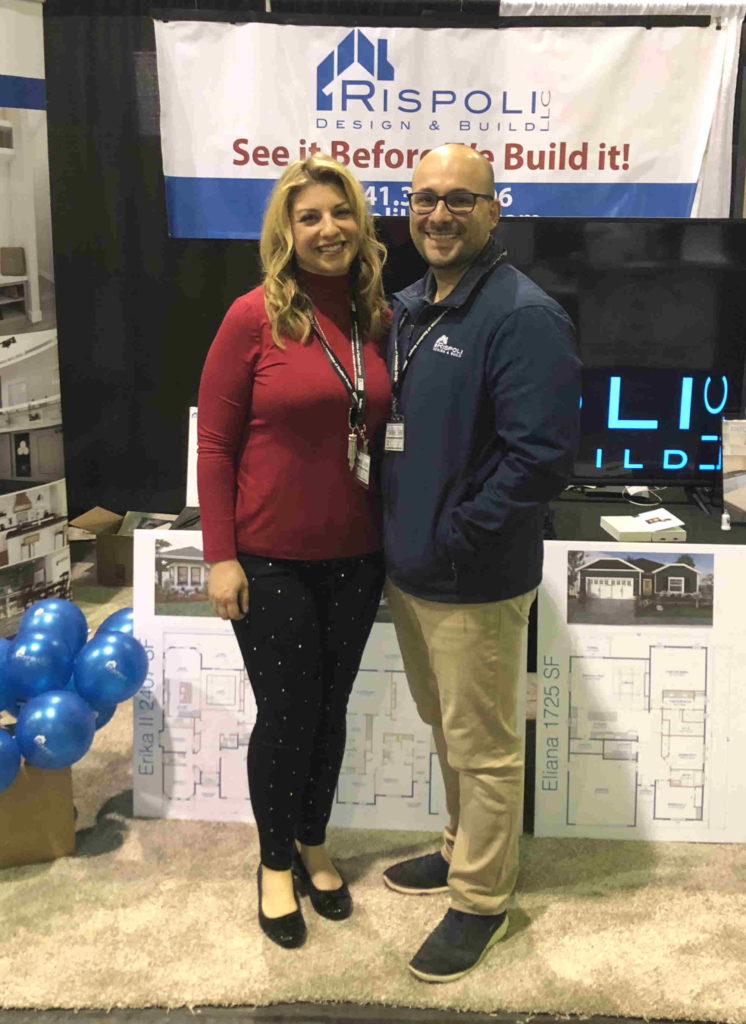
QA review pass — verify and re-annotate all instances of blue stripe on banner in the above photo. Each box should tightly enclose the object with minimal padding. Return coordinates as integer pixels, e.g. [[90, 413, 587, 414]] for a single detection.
[[499, 182, 697, 218], [164, 177, 276, 239], [164, 177, 698, 239], [0, 74, 46, 110]]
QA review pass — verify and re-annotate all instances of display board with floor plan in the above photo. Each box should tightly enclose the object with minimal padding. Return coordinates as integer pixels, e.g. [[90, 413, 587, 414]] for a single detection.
[[131, 529, 450, 830], [535, 540, 746, 842]]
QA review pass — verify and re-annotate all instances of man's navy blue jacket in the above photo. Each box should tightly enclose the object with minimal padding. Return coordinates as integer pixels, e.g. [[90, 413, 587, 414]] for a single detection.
[[382, 236, 581, 603]]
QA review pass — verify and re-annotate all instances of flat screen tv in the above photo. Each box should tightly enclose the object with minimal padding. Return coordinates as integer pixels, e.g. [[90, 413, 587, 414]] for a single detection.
[[376, 217, 746, 488]]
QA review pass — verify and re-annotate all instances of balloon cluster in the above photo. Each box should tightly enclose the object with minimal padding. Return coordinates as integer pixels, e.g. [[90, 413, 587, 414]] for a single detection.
[[0, 601, 145, 794]]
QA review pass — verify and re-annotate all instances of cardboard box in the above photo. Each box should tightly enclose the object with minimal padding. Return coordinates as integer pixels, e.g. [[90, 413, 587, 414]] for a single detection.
[[0, 764, 75, 869], [69, 507, 176, 587], [69, 506, 127, 586], [97, 532, 134, 587]]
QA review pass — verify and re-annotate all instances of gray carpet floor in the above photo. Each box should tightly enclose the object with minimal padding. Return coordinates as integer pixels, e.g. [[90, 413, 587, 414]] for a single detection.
[[1, 569, 745, 1020]]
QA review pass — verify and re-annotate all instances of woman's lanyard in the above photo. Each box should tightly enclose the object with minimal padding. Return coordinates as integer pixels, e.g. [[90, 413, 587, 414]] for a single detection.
[[311, 299, 371, 485]]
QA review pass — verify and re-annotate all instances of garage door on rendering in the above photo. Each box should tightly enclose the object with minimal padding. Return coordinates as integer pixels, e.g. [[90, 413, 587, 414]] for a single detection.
[[585, 577, 636, 600]]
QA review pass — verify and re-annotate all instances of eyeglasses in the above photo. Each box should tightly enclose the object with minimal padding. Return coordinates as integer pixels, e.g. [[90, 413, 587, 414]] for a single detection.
[[407, 190, 495, 215]]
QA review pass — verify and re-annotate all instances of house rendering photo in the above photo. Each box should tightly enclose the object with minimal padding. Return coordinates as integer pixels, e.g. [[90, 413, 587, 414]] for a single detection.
[[567, 550, 715, 627], [154, 538, 211, 616]]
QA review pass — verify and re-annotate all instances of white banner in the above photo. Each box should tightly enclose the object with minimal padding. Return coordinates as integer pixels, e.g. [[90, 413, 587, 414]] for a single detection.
[[0, 1, 71, 635], [155, 19, 730, 237]]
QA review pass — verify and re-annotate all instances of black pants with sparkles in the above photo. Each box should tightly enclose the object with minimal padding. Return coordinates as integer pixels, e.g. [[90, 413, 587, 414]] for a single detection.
[[232, 550, 385, 870]]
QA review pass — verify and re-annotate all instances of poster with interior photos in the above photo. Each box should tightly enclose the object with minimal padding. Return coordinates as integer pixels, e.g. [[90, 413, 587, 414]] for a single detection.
[[0, 1, 70, 636]]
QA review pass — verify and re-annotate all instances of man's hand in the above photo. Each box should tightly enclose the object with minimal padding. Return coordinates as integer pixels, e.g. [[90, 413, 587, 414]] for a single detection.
[[207, 559, 249, 620]]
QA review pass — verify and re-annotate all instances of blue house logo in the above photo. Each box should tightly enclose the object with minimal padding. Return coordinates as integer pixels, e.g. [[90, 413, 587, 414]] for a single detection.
[[316, 29, 395, 111]]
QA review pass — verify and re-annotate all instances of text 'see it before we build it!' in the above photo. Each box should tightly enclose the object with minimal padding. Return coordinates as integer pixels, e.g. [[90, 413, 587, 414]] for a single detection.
[[230, 138, 632, 173]]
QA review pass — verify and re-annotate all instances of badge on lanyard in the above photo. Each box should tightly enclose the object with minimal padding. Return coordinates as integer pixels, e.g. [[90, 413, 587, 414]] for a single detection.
[[384, 416, 405, 452], [354, 446, 371, 487]]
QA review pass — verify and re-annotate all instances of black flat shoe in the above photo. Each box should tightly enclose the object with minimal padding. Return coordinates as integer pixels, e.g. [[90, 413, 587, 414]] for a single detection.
[[257, 866, 307, 948], [292, 848, 353, 921]]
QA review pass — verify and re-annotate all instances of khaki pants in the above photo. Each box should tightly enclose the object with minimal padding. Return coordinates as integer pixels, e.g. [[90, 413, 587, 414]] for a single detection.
[[386, 579, 536, 916]]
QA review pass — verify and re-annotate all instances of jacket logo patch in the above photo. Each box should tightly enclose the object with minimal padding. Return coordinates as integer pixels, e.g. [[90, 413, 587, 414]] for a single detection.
[[432, 335, 464, 359]]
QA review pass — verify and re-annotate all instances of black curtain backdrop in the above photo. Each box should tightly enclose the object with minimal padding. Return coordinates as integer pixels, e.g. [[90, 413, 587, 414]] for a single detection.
[[45, 12, 262, 517]]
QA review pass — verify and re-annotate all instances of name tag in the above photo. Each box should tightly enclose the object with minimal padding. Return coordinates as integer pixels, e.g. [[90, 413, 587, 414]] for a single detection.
[[354, 449, 371, 488], [384, 419, 405, 452]]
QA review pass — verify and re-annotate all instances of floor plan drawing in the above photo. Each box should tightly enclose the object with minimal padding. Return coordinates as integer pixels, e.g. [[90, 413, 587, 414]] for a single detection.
[[332, 662, 447, 829], [537, 540, 746, 843], [159, 629, 255, 809], [567, 642, 707, 830], [133, 624, 257, 821]]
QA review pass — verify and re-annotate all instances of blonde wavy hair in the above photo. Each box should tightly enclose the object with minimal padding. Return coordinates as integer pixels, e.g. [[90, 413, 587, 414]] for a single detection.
[[260, 154, 388, 348]]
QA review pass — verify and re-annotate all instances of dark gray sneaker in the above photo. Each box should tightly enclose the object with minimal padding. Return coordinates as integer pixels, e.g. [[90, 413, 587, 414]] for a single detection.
[[408, 908, 509, 982], [382, 851, 449, 894]]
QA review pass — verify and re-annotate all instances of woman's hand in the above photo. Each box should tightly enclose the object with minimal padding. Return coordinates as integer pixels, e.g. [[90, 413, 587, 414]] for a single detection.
[[207, 559, 250, 620]]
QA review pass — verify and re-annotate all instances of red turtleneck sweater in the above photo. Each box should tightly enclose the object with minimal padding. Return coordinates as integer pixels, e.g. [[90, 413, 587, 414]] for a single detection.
[[197, 272, 391, 563]]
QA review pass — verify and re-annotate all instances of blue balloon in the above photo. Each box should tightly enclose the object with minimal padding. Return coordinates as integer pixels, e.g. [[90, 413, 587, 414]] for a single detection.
[[19, 599, 89, 655], [73, 632, 148, 709], [5, 631, 74, 702], [92, 703, 117, 731], [0, 637, 12, 712], [96, 607, 134, 637], [0, 728, 21, 793], [15, 691, 95, 770]]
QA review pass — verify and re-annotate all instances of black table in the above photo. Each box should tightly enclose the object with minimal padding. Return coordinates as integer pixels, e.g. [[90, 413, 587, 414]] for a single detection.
[[550, 486, 744, 546]]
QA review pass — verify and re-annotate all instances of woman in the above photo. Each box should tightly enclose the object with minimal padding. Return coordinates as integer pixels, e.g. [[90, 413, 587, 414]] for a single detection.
[[197, 154, 390, 949]]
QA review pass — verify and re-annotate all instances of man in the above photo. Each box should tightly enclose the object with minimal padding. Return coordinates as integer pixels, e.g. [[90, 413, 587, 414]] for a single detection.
[[381, 144, 581, 983]]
